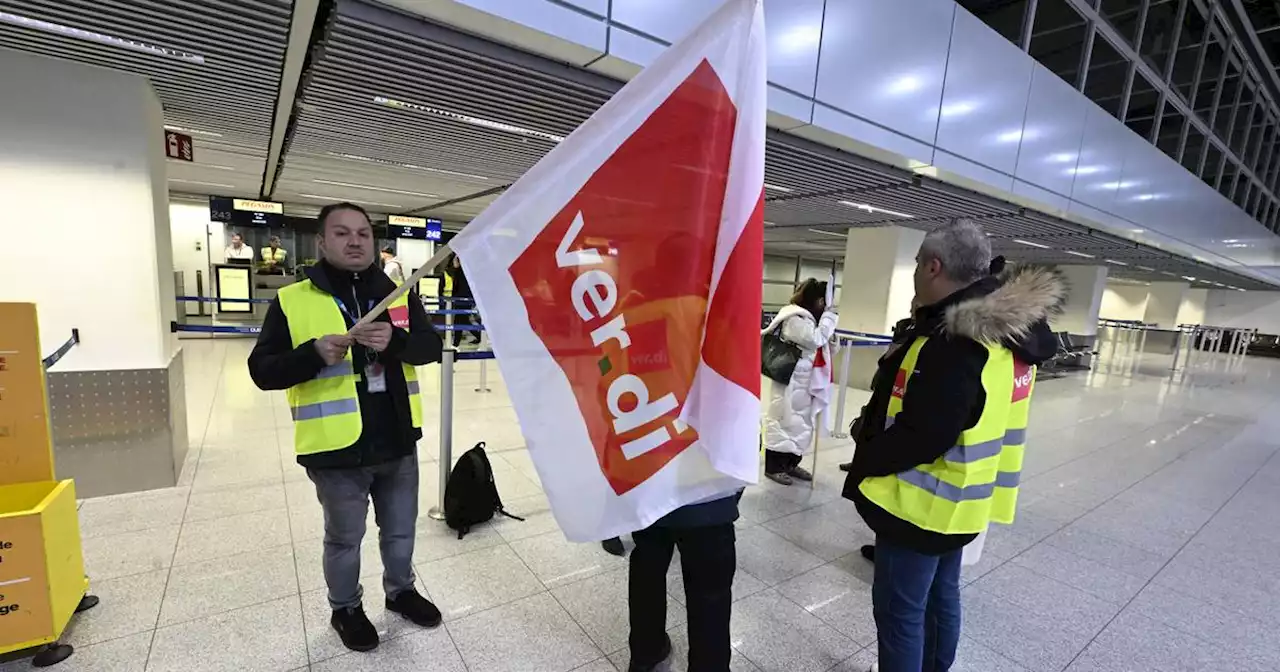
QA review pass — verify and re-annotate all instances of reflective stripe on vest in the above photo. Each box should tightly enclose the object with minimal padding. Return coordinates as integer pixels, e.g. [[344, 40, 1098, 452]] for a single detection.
[[859, 336, 1017, 535], [277, 279, 424, 456], [991, 360, 1035, 524]]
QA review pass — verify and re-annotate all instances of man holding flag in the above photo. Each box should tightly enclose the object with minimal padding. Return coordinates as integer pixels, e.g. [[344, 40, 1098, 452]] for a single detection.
[[444, 0, 768, 668]]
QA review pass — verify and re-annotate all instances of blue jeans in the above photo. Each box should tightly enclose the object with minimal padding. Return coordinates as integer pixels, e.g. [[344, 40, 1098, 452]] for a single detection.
[[307, 455, 420, 609], [872, 538, 963, 672]]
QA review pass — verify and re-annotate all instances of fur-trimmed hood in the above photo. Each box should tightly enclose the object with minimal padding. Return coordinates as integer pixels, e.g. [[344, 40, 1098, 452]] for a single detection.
[[942, 265, 1067, 345]]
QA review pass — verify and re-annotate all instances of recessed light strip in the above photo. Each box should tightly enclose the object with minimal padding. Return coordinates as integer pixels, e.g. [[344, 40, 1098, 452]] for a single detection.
[[837, 201, 914, 219], [375, 96, 566, 143], [0, 12, 206, 63], [325, 152, 489, 181], [1104, 259, 1128, 266], [764, 183, 792, 193], [1063, 250, 1096, 258], [1013, 239, 1051, 249], [807, 228, 848, 239], [164, 125, 223, 138], [313, 179, 436, 198], [298, 193, 400, 209], [168, 178, 235, 188]]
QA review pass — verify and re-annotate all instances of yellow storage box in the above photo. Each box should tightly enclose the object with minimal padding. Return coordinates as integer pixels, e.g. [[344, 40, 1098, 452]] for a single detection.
[[0, 480, 88, 656]]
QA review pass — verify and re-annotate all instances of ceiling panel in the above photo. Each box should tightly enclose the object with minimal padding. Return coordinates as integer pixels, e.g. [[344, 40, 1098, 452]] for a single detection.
[[0, 0, 291, 198]]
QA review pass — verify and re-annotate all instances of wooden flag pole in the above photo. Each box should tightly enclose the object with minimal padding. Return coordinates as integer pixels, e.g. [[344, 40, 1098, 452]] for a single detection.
[[349, 243, 455, 331]]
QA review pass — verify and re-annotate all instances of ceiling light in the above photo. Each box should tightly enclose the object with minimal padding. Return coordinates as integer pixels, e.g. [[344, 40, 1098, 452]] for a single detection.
[[940, 101, 977, 117], [1105, 259, 1128, 266], [1236, 287, 1247, 292], [168, 178, 235, 189], [1063, 250, 1096, 258], [1067, 166, 1101, 176], [778, 24, 821, 53], [325, 152, 489, 180], [1013, 239, 1051, 249], [313, 179, 436, 198], [764, 183, 792, 193], [375, 95, 565, 143], [807, 228, 848, 239], [1182, 276, 1196, 281], [1047, 153, 1077, 164], [1161, 271, 1178, 277], [1137, 265, 1155, 271], [164, 125, 222, 138], [298, 193, 400, 208], [0, 12, 205, 63], [995, 130, 1023, 144], [1130, 228, 1145, 234], [886, 75, 923, 96], [838, 201, 913, 218]]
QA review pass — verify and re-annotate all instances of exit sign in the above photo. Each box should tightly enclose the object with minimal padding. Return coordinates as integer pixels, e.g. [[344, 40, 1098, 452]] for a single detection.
[[164, 130, 193, 162]]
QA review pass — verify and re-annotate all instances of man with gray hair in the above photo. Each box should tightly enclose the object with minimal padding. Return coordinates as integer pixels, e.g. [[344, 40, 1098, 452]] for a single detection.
[[842, 218, 1065, 672]]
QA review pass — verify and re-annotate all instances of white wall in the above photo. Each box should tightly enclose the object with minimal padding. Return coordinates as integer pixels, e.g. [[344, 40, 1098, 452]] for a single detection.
[[1205, 290, 1280, 333], [0, 49, 176, 371], [1099, 283, 1149, 321], [169, 202, 220, 314]]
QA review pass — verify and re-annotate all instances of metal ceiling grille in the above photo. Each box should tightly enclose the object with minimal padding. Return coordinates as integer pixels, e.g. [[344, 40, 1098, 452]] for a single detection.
[[0, 0, 292, 189]]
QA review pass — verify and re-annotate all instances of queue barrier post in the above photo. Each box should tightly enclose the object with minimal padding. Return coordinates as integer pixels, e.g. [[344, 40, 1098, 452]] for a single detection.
[[427, 349, 456, 522]]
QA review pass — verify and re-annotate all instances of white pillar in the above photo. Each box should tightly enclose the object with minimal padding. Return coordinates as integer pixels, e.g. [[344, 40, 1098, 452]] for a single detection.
[[0, 50, 187, 496], [1143, 281, 1189, 328], [836, 226, 925, 336], [1052, 265, 1109, 336], [1176, 288, 1209, 326]]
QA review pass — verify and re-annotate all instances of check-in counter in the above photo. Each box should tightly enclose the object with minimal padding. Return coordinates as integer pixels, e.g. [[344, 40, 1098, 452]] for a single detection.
[[254, 272, 297, 319]]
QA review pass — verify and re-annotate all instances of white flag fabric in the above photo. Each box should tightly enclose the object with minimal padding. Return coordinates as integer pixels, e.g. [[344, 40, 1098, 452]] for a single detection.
[[449, 0, 767, 542]]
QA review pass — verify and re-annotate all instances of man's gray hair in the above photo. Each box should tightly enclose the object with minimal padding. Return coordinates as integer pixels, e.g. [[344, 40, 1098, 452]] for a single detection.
[[920, 217, 992, 284]]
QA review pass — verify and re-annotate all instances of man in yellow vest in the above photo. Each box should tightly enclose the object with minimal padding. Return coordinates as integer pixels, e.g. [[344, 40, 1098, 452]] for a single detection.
[[248, 202, 444, 653], [261, 235, 289, 273], [842, 219, 1063, 672]]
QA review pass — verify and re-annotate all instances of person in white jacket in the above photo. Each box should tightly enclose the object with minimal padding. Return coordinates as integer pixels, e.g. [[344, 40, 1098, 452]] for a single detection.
[[762, 279, 839, 485]]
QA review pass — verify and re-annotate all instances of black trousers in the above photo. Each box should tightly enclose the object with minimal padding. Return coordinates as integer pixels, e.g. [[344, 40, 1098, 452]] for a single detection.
[[629, 523, 736, 671], [765, 449, 802, 474]]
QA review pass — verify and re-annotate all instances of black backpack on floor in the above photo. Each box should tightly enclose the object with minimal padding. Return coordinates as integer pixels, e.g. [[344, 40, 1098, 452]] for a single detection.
[[444, 442, 524, 539]]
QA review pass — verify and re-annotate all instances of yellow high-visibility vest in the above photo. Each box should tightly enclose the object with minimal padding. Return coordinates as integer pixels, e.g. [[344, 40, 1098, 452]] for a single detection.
[[991, 361, 1035, 523], [261, 247, 288, 264], [277, 280, 422, 456], [858, 336, 1017, 535]]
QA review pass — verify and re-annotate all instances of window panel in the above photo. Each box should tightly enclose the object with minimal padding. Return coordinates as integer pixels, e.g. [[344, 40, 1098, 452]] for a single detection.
[[957, 0, 1028, 46], [1157, 104, 1186, 159], [1214, 58, 1242, 137], [1203, 142, 1225, 187], [1100, 0, 1144, 46], [1193, 36, 1225, 120], [1126, 71, 1161, 140], [1182, 123, 1206, 174], [1220, 159, 1239, 200], [1229, 84, 1255, 156], [1139, 0, 1180, 76], [1029, 0, 1089, 87], [1085, 34, 1130, 118], [1170, 3, 1208, 101]]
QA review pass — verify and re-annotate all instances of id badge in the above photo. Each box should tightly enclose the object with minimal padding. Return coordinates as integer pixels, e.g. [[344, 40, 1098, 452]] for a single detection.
[[365, 363, 387, 393]]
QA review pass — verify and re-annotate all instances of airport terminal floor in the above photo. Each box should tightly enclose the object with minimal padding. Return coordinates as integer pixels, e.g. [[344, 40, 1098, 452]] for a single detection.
[[4, 338, 1276, 672]]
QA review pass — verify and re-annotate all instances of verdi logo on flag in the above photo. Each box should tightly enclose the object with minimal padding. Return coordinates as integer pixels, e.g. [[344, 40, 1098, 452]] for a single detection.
[[450, 0, 766, 541]]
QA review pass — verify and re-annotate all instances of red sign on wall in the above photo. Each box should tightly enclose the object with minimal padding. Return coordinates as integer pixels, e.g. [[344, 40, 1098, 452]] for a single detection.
[[164, 130, 193, 162]]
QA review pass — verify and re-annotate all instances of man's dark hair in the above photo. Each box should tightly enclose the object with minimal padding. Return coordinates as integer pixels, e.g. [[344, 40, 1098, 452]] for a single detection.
[[381, 246, 395, 255], [317, 202, 371, 231]]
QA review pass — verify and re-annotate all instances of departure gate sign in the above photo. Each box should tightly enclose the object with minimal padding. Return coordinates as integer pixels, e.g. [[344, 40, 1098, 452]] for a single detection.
[[389, 215, 442, 241]]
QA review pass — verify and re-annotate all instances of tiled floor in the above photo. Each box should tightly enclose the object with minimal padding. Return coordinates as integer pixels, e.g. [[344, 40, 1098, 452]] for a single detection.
[[8, 337, 1280, 672]]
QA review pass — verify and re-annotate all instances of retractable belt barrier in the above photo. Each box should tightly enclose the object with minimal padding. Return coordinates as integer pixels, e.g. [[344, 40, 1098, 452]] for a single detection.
[[42, 329, 80, 370], [170, 322, 262, 335], [830, 330, 893, 441], [177, 295, 272, 304]]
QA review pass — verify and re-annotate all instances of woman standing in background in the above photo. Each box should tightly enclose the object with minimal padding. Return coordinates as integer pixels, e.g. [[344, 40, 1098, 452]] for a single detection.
[[761, 279, 839, 485]]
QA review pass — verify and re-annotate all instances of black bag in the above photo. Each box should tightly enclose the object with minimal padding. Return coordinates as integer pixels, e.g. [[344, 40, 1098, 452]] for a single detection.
[[761, 323, 802, 384], [443, 442, 524, 539]]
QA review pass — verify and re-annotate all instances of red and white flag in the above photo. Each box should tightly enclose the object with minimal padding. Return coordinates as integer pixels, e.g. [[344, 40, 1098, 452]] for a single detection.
[[449, 0, 767, 542]]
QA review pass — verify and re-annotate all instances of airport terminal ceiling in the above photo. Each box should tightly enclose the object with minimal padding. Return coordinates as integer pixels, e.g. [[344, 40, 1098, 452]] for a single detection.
[[3, 0, 1280, 290]]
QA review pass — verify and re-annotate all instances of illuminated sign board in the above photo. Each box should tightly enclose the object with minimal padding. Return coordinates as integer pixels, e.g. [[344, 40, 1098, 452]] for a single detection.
[[390, 215, 442, 241]]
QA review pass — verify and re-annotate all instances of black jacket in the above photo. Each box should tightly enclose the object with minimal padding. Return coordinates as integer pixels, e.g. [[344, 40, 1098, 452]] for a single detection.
[[248, 260, 444, 470], [842, 266, 1065, 554]]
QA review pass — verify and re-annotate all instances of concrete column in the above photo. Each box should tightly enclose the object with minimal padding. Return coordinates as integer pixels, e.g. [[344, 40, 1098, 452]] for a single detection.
[[1143, 281, 1189, 328], [836, 226, 924, 336], [1052, 265, 1109, 336], [1177, 288, 1209, 326], [0, 50, 187, 495]]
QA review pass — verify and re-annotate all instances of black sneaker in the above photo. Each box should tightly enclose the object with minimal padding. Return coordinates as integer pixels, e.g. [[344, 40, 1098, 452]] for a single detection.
[[628, 634, 673, 672], [602, 537, 626, 557], [386, 589, 443, 628], [860, 544, 875, 563], [331, 606, 379, 652]]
